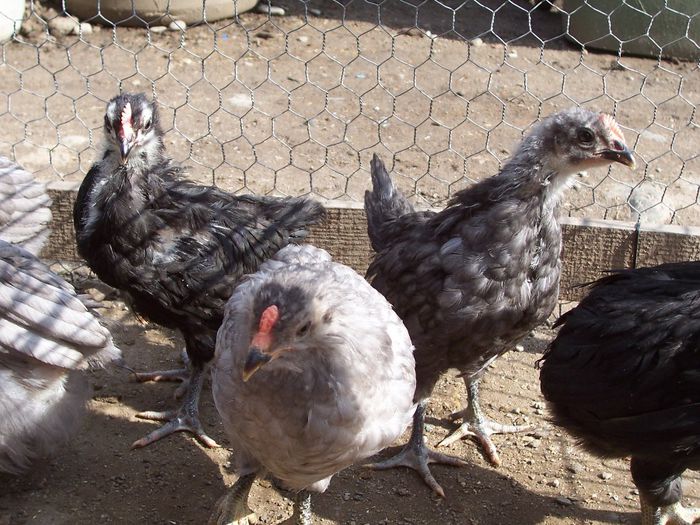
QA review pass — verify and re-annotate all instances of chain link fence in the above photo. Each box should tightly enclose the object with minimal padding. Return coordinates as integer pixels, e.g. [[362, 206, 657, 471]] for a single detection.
[[1, 0, 699, 226]]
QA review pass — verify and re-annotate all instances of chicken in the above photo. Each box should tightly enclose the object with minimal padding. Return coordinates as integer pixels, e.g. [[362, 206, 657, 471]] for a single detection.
[[73, 93, 326, 449], [0, 242, 119, 473], [539, 262, 700, 525], [0, 156, 52, 255], [363, 107, 635, 496], [209, 244, 416, 525]]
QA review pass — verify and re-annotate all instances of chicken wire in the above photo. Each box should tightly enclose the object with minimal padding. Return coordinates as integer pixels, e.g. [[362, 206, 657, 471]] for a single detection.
[[1, 0, 699, 226]]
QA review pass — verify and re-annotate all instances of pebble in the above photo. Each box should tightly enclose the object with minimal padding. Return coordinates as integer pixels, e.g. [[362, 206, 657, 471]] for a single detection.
[[73, 22, 93, 35], [470, 37, 483, 47], [169, 20, 187, 31], [508, 49, 518, 58], [150, 26, 168, 33], [599, 471, 613, 480], [297, 35, 309, 44], [308, 7, 322, 16], [547, 479, 560, 488], [394, 487, 411, 497], [555, 497, 573, 506], [48, 16, 80, 36]]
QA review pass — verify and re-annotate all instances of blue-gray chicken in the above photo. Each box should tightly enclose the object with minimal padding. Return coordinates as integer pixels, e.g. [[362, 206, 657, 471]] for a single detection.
[[73, 93, 326, 449], [210, 244, 416, 525], [364, 107, 635, 496], [540, 262, 700, 525], [0, 158, 119, 474], [0, 156, 52, 255]]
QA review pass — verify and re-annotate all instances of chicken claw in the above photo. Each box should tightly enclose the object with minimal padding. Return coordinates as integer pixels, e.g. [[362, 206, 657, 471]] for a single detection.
[[209, 474, 258, 525]]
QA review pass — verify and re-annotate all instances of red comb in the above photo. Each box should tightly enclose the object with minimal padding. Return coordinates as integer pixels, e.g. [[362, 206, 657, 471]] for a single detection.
[[599, 113, 625, 143], [258, 305, 279, 334], [119, 102, 133, 139]]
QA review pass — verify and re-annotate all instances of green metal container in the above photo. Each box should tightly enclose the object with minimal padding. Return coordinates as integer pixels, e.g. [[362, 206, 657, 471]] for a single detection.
[[563, 0, 700, 60]]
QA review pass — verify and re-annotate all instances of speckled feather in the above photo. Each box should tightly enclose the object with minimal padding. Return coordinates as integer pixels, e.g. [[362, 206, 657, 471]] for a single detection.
[[213, 244, 416, 492], [364, 108, 629, 403], [74, 94, 326, 366], [0, 156, 52, 256], [0, 241, 119, 474]]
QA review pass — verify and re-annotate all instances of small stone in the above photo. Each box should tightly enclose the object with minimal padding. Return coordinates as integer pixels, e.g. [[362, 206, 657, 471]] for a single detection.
[[308, 7, 322, 16], [48, 16, 80, 36], [548, 479, 560, 488], [73, 22, 92, 35], [150, 26, 168, 33], [255, 3, 286, 16], [599, 472, 613, 480], [556, 497, 573, 506], [470, 37, 483, 46], [342, 492, 351, 501], [297, 35, 309, 44], [168, 20, 187, 31], [508, 49, 518, 58], [395, 487, 411, 497]]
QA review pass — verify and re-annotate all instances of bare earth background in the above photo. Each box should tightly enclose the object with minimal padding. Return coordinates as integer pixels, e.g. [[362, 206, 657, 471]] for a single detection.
[[1, 1, 699, 524], [0, 288, 698, 525]]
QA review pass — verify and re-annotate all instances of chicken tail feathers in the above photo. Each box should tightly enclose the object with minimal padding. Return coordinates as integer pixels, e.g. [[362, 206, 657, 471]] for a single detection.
[[277, 197, 326, 242], [364, 154, 414, 252]]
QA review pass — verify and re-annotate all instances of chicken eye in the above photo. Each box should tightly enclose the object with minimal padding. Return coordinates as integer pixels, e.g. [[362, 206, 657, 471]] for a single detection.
[[577, 128, 595, 145], [297, 321, 311, 337], [143, 119, 152, 131]]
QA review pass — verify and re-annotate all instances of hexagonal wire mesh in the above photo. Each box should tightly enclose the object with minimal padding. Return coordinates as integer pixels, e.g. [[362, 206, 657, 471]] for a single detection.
[[1, 0, 699, 227]]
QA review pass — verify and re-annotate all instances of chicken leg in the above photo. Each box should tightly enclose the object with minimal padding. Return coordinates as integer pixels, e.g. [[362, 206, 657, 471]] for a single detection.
[[292, 490, 312, 525], [438, 376, 533, 466], [640, 497, 700, 525], [366, 400, 468, 497], [209, 473, 257, 525], [131, 364, 218, 449]]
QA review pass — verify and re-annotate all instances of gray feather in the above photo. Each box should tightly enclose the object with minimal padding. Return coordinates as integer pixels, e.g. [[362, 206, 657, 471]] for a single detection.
[[0, 240, 119, 474], [0, 157, 52, 255]]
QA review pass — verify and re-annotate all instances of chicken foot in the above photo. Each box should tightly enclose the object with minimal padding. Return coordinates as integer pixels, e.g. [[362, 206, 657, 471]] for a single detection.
[[131, 364, 219, 449], [209, 473, 258, 525], [438, 376, 533, 466], [129, 347, 191, 398], [641, 497, 700, 525], [366, 400, 468, 498]]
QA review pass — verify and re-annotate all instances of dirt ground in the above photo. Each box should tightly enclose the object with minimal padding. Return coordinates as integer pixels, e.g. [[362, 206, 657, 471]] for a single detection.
[[1, 1, 699, 225], [1, 286, 698, 525], [1, 2, 700, 524]]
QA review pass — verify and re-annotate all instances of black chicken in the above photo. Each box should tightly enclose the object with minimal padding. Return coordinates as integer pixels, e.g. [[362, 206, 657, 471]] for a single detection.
[[364, 107, 635, 496], [73, 93, 326, 449], [540, 262, 700, 525]]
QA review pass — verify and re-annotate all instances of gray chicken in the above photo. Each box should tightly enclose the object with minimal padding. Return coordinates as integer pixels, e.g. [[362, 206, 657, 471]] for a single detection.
[[0, 156, 52, 255], [210, 244, 416, 525], [0, 158, 119, 473], [364, 107, 636, 496]]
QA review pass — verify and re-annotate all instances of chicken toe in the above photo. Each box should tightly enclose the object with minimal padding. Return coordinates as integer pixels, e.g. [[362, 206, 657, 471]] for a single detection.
[[641, 499, 700, 525], [209, 473, 258, 525], [366, 402, 467, 498], [439, 376, 533, 466], [131, 366, 219, 449]]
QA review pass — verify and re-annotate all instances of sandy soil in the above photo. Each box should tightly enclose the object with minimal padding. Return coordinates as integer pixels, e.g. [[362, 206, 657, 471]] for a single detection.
[[1, 285, 698, 525], [1, 1, 699, 225]]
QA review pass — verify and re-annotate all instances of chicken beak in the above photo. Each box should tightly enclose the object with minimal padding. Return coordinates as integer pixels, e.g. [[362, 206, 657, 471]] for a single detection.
[[601, 147, 635, 169], [242, 346, 272, 382], [118, 139, 133, 165]]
